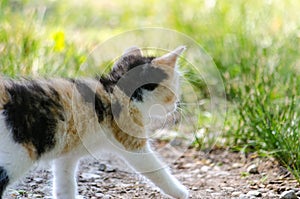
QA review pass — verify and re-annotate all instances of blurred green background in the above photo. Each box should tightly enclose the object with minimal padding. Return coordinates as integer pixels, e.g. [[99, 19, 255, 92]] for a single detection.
[[1, 0, 300, 182]]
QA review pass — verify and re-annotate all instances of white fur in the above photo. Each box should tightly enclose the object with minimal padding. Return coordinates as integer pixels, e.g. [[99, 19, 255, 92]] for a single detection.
[[0, 112, 34, 184], [53, 156, 78, 199]]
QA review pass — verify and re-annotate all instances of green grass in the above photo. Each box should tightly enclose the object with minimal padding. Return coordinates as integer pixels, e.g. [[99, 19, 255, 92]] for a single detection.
[[1, 0, 300, 182]]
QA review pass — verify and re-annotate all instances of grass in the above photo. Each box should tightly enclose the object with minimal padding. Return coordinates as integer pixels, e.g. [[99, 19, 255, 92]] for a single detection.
[[1, 0, 300, 182]]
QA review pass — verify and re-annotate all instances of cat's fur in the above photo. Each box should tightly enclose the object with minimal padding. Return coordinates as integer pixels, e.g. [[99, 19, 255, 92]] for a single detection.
[[0, 46, 189, 199]]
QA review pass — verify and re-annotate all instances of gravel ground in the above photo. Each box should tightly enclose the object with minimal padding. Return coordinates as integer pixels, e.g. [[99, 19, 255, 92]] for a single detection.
[[4, 142, 299, 199]]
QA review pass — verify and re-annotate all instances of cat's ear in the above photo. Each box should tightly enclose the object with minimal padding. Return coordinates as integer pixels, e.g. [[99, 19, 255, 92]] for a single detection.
[[151, 46, 186, 68], [123, 46, 143, 57]]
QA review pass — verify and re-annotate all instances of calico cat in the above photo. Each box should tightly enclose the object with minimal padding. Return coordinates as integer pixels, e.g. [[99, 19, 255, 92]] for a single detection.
[[0, 46, 189, 199]]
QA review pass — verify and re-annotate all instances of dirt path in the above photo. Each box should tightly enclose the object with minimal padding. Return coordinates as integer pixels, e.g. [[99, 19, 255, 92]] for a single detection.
[[4, 144, 299, 199]]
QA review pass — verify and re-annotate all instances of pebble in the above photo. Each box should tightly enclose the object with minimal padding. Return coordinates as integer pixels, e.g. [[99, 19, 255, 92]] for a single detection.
[[95, 193, 104, 197], [232, 191, 242, 196], [81, 173, 100, 180], [246, 190, 262, 197], [103, 195, 112, 199], [293, 188, 300, 192], [213, 171, 230, 176], [99, 164, 107, 171], [239, 193, 248, 199], [266, 191, 278, 197], [34, 177, 44, 183], [257, 188, 268, 193], [247, 164, 259, 174], [232, 163, 243, 168], [205, 188, 214, 193], [200, 165, 210, 172], [211, 192, 223, 197], [279, 190, 298, 199], [222, 186, 235, 192]]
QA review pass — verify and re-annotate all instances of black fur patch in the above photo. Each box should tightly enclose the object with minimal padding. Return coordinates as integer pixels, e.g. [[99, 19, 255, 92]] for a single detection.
[[0, 167, 9, 198], [121, 65, 167, 101], [99, 55, 155, 93], [71, 79, 106, 123], [3, 81, 64, 157], [99, 55, 167, 101]]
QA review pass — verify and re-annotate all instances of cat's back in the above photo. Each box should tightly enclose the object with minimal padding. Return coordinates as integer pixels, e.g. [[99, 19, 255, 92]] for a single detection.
[[0, 77, 109, 159]]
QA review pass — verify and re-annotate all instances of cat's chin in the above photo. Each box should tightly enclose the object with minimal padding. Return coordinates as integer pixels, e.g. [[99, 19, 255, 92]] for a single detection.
[[148, 111, 174, 119]]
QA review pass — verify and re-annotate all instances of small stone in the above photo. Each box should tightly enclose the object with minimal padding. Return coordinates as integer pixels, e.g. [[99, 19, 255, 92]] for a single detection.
[[95, 193, 104, 197], [280, 190, 298, 199], [105, 166, 116, 173], [214, 171, 230, 176], [34, 177, 44, 183], [232, 191, 242, 196], [239, 193, 248, 199], [247, 164, 259, 174], [200, 166, 211, 172], [192, 187, 199, 191], [293, 188, 300, 192], [99, 164, 107, 171], [103, 195, 112, 199], [266, 191, 278, 197], [205, 188, 214, 193], [247, 190, 262, 197], [222, 186, 235, 192], [211, 192, 222, 197], [81, 173, 100, 180], [258, 188, 268, 193], [232, 163, 243, 168], [266, 184, 276, 190]]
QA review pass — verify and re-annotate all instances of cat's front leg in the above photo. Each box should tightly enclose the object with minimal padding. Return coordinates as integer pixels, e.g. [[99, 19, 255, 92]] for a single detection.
[[53, 155, 79, 199], [117, 144, 189, 199]]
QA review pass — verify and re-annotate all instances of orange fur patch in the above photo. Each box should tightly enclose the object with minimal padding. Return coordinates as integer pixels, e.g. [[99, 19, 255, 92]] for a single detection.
[[129, 107, 143, 127], [109, 87, 147, 150], [50, 80, 85, 154], [23, 143, 38, 160], [164, 95, 175, 104], [62, 114, 82, 154], [111, 119, 146, 150]]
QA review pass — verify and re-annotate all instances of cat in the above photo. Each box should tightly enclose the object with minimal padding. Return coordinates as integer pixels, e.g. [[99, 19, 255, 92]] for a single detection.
[[0, 46, 189, 199]]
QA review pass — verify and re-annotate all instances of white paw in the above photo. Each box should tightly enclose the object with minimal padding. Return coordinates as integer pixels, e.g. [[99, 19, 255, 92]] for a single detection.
[[166, 184, 189, 199], [177, 186, 189, 199]]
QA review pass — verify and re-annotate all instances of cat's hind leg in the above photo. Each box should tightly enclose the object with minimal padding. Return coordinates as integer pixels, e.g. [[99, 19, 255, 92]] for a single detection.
[[53, 155, 79, 199], [115, 144, 189, 199]]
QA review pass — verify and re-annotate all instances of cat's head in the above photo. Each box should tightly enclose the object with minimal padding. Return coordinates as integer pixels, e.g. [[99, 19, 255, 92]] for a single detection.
[[109, 46, 185, 119]]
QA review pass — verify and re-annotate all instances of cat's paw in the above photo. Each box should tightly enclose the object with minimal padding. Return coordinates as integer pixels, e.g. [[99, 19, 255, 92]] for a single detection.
[[166, 184, 189, 199], [175, 187, 189, 199]]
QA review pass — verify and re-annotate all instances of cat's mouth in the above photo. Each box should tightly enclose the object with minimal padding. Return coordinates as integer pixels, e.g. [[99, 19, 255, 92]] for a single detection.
[[148, 103, 176, 118], [145, 103, 179, 131]]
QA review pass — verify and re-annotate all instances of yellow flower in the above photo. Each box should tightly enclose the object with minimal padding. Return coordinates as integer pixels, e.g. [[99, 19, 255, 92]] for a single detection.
[[52, 31, 65, 52]]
